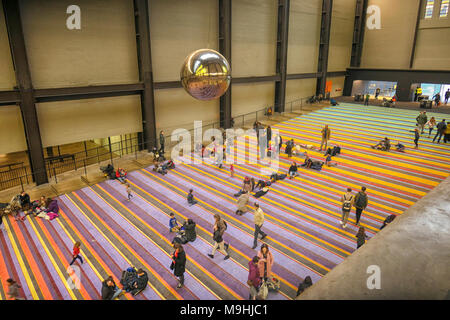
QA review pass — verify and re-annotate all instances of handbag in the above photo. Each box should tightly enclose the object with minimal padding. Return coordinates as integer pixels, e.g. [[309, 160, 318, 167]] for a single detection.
[[257, 280, 268, 300]]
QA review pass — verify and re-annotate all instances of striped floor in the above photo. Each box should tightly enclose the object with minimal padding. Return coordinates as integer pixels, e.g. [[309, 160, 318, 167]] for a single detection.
[[0, 104, 449, 300]]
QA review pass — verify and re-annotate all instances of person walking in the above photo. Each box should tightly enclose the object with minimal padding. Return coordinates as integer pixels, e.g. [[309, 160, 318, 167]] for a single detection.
[[230, 164, 235, 178], [416, 111, 427, 134], [247, 256, 261, 300], [171, 242, 186, 289], [414, 128, 420, 149], [354, 186, 368, 226], [340, 188, 354, 229], [319, 125, 331, 151], [445, 89, 450, 105], [126, 183, 133, 202], [433, 119, 447, 143], [433, 92, 441, 107], [159, 130, 165, 154], [69, 241, 83, 266], [6, 278, 24, 300], [236, 191, 249, 215], [257, 244, 274, 281], [364, 93, 370, 106], [208, 214, 230, 260], [252, 203, 267, 249], [444, 121, 450, 143], [266, 126, 272, 148], [355, 226, 368, 249], [426, 117, 436, 138], [375, 88, 380, 99]]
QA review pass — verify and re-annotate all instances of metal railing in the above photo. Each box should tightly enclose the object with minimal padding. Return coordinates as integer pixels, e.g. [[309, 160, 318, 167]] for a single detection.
[[0, 95, 321, 192]]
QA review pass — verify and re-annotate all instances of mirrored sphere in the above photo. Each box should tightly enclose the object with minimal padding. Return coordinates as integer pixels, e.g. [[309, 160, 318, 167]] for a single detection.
[[180, 49, 231, 101]]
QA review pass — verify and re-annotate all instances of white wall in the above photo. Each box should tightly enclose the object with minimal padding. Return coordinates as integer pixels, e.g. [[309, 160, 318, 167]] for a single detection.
[[287, 0, 322, 74], [36, 95, 142, 147], [0, 106, 27, 154], [20, 0, 139, 88]]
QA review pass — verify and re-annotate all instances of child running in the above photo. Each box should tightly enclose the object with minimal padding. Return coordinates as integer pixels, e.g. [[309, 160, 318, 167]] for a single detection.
[[126, 183, 133, 202], [69, 241, 83, 266]]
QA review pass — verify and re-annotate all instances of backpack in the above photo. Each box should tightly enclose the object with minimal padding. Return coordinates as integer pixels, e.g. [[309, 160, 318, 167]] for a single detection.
[[342, 194, 353, 211], [266, 277, 280, 292], [355, 192, 367, 208]]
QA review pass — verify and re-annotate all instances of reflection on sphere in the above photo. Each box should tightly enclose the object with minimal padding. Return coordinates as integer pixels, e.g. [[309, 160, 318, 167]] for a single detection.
[[180, 49, 231, 101]]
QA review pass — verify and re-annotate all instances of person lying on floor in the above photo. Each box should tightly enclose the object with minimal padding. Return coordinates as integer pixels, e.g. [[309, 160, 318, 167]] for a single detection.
[[162, 159, 175, 170], [324, 145, 341, 157], [254, 186, 269, 198], [116, 168, 128, 183], [380, 214, 396, 230], [395, 142, 406, 152], [152, 163, 167, 175], [255, 179, 271, 190], [270, 172, 287, 182], [101, 164, 115, 179], [298, 143, 317, 150], [102, 276, 123, 300]]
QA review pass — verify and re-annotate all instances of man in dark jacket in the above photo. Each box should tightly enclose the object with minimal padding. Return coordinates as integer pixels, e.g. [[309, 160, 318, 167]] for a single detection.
[[296, 276, 312, 297], [380, 214, 396, 230], [354, 186, 368, 226], [130, 269, 148, 295], [102, 276, 123, 300], [183, 219, 197, 242], [433, 119, 447, 143]]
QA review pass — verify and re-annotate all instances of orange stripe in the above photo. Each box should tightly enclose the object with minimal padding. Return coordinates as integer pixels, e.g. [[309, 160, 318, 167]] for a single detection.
[[0, 240, 11, 300], [8, 220, 53, 300], [71, 191, 183, 300], [58, 207, 135, 301], [33, 217, 91, 300]]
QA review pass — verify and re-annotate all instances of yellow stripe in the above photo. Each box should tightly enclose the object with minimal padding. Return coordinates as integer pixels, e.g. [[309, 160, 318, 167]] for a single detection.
[[25, 216, 79, 300], [65, 193, 167, 300], [141, 168, 333, 272], [91, 185, 223, 301], [3, 218, 40, 300]]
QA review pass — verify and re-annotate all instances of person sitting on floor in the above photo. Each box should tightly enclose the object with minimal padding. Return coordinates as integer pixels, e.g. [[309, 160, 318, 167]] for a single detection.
[[44, 198, 59, 221], [301, 153, 313, 168], [380, 214, 396, 230], [371, 137, 390, 151], [234, 176, 252, 197], [395, 142, 406, 152], [288, 162, 298, 179], [102, 276, 123, 300], [296, 276, 313, 297], [163, 159, 175, 170], [153, 162, 167, 175], [116, 168, 127, 183], [324, 145, 341, 157], [101, 164, 115, 179], [325, 155, 338, 167], [236, 191, 250, 215], [169, 212, 181, 233], [254, 186, 269, 198], [121, 267, 148, 296], [182, 219, 197, 242], [187, 189, 198, 206]]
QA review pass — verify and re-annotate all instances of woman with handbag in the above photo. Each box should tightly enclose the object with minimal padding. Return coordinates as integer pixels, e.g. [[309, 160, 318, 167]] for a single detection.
[[171, 242, 186, 289]]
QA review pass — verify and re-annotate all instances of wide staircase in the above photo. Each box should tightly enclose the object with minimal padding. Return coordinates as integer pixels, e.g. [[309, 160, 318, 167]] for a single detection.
[[1, 103, 449, 300]]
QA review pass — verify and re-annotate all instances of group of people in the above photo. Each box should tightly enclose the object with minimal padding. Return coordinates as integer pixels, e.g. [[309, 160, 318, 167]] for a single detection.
[[101, 267, 149, 299], [0, 191, 59, 225], [416, 112, 449, 143]]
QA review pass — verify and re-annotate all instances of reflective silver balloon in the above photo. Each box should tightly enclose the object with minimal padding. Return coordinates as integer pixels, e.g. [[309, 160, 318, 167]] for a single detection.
[[180, 49, 231, 101]]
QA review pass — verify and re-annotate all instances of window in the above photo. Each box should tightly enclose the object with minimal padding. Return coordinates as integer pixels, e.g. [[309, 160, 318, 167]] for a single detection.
[[425, 0, 434, 19], [440, 0, 449, 17]]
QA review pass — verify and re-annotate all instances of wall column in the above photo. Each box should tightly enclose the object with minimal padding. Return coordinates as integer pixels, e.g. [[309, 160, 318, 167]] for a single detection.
[[219, 0, 232, 128], [274, 0, 290, 113], [3, 0, 48, 185], [134, 0, 157, 150], [316, 0, 333, 96]]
